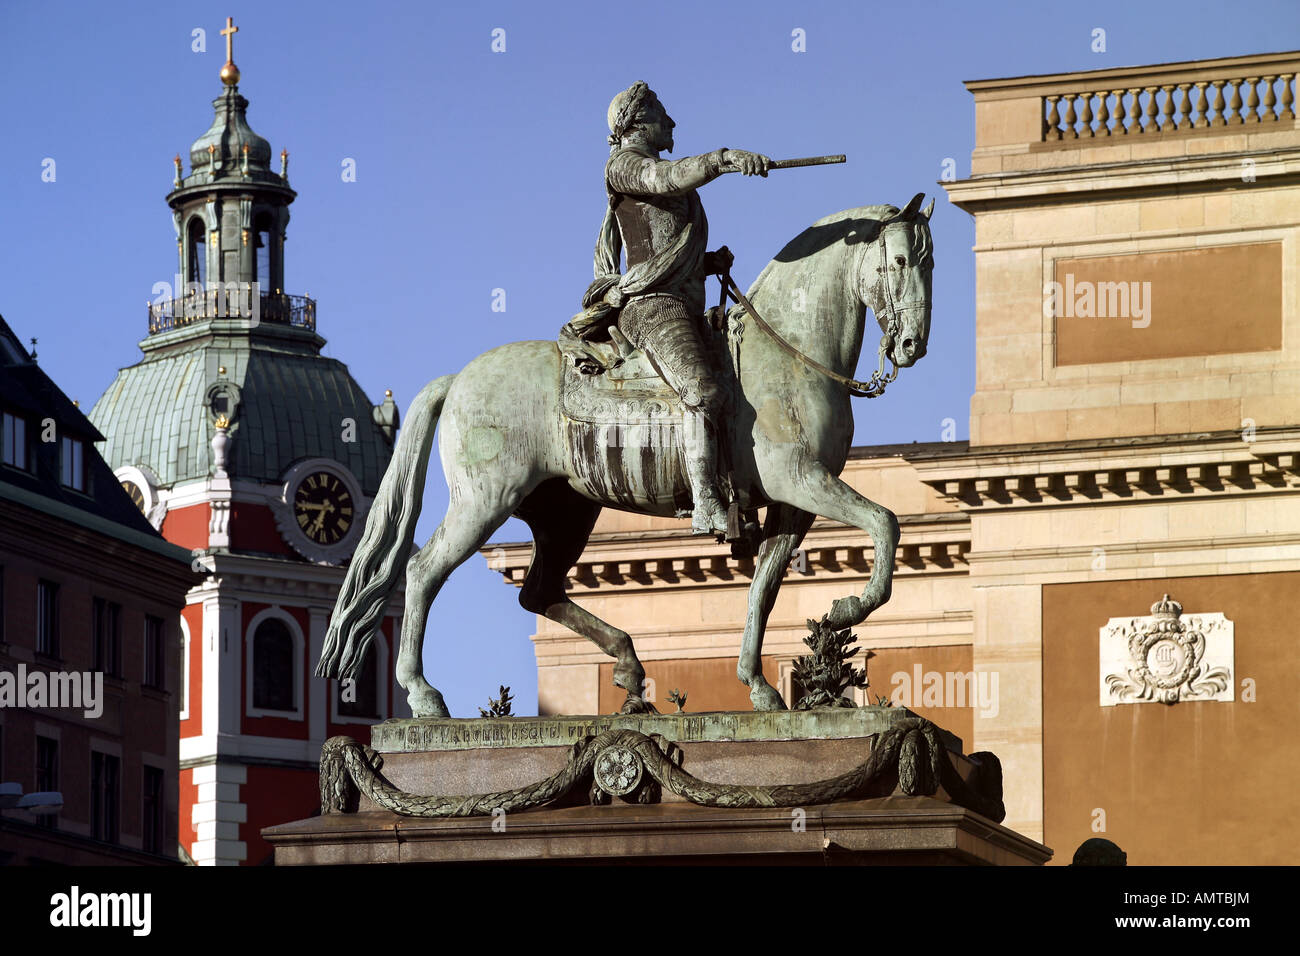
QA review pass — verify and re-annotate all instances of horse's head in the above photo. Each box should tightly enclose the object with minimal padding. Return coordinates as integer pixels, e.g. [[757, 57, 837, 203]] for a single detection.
[[859, 193, 934, 370]]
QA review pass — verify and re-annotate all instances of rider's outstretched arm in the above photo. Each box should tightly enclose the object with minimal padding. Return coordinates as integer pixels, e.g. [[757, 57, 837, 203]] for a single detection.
[[606, 147, 730, 198]]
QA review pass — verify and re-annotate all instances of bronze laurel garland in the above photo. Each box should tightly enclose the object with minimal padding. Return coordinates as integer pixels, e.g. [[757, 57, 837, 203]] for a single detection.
[[320, 718, 1005, 823]]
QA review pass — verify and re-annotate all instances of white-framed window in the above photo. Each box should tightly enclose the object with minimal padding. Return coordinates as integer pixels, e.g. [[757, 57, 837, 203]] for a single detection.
[[178, 615, 191, 720], [244, 607, 305, 720]]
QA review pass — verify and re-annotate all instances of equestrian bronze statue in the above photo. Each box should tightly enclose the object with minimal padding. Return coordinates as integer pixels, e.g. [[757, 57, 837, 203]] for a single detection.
[[318, 81, 935, 717]]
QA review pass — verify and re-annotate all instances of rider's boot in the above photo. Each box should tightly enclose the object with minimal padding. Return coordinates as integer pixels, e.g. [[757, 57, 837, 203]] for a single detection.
[[682, 408, 730, 538]]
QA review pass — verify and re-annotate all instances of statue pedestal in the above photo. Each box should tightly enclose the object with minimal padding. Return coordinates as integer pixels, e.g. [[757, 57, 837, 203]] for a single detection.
[[264, 709, 1051, 866]]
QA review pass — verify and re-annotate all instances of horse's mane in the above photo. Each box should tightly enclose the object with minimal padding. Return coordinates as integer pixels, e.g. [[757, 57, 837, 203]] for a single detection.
[[747, 204, 930, 302]]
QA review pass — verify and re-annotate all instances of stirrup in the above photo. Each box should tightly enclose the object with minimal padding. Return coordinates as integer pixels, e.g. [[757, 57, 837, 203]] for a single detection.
[[690, 493, 729, 538]]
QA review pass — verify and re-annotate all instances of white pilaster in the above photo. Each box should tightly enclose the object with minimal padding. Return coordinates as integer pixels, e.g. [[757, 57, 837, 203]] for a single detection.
[[188, 762, 248, 866]]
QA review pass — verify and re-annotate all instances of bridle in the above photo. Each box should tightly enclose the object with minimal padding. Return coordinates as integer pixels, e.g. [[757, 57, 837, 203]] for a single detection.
[[718, 215, 925, 399]]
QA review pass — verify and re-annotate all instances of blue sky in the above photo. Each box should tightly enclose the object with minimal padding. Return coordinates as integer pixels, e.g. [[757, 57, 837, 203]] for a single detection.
[[2, 0, 1294, 716]]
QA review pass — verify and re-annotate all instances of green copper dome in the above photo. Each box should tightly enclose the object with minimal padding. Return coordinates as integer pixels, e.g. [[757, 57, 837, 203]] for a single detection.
[[91, 325, 395, 495], [183, 86, 278, 187]]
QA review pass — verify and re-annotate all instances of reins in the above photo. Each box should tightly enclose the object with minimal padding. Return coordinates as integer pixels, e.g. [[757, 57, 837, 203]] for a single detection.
[[717, 250, 901, 399]]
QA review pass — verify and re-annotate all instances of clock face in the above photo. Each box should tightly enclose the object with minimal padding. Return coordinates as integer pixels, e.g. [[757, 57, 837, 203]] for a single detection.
[[292, 471, 353, 545], [121, 480, 145, 512]]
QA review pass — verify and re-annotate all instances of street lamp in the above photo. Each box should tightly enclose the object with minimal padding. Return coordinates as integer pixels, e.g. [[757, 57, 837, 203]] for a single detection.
[[0, 781, 64, 814]]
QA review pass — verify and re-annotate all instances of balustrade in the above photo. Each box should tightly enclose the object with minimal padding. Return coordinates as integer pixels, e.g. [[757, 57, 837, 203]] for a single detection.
[[1043, 72, 1296, 140]]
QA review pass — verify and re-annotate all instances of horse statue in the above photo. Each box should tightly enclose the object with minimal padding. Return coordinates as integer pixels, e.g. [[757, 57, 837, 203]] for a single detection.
[[317, 192, 935, 716]]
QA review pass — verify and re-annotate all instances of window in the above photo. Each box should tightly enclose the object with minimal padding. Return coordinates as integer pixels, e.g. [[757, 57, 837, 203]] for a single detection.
[[92, 598, 121, 677], [144, 615, 165, 689], [2, 412, 27, 470], [142, 766, 164, 855], [338, 646, 379, 719], [60, 436, 85, 491], [91, 751, 120, 843], [35, 736, 58, 830], [253, 212, 273, 287], [36, 580, 59, 658], [187, 218, 206, 286], [252, 618, 295, 711]]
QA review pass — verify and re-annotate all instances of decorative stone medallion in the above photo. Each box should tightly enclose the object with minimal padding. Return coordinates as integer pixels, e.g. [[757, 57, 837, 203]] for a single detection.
[[593, 744, 643, 796], [1099, 594, 1234, 706]]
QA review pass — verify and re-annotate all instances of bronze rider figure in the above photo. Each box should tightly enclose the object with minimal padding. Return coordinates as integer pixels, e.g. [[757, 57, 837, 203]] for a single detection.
[[572, 81, 771, 537]]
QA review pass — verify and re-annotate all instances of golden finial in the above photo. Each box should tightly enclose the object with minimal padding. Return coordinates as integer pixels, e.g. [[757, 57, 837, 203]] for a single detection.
[[385, 389, 393, 398], [220, 17, 240, 86], [214, 413, 231, 429], [218, 366, 227, 375]]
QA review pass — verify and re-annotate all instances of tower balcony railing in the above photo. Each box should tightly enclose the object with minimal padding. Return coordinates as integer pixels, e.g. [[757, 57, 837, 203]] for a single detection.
[[147, 286, 316, 334]]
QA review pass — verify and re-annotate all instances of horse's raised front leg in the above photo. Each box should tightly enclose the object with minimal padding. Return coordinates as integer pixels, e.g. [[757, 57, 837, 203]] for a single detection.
[[738, 503, 816, 711], [774, 464, 900, 631]]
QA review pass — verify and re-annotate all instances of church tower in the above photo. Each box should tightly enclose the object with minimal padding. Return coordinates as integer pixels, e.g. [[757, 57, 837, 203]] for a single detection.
[[90, 20, 406, 866]]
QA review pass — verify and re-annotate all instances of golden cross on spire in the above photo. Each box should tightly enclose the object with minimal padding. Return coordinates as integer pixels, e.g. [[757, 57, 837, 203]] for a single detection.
[[221, 17, 239, 62], [219, 17, 241, 86]]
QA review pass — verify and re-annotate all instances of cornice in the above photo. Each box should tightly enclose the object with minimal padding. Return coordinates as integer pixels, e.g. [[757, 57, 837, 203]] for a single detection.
[[910, 434, 1300, 511], [944, 147, 1300, 212], [484, 513, 971, 593], [187, 550, 408, 607]]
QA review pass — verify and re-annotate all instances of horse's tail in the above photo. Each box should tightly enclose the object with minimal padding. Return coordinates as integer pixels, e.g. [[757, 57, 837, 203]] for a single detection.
[[315, 374, 456, 681]]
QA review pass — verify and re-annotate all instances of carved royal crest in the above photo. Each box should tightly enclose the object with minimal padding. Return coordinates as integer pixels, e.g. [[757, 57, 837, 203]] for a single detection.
[[1100, 594, 1233, 706]]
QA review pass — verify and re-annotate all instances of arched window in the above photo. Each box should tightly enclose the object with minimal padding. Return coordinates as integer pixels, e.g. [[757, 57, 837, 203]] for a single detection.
[[187, 218, 207, 287], [252, 618, 295, 712], [253, 212, 273, 289], [178, 616, 191, 720]]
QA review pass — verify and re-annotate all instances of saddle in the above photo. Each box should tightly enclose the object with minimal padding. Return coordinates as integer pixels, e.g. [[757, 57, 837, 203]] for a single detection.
[[558, 304, 738, 423]]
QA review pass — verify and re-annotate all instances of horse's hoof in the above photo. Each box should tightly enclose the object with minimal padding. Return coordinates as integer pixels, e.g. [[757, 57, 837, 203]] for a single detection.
[[620, 695, 659, 715], [825, 595, 865, 630], [750, 683, 788, 712], [408, 686, 450, 718]]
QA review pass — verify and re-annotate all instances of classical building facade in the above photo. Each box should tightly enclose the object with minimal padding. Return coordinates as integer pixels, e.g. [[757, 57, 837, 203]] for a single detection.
[[0, 315, 195, 865], [89, 26, 407, 865], [487, 50, 1300, 865]]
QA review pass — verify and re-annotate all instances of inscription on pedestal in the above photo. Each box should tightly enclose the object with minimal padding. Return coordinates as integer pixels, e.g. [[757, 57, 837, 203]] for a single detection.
[[370, 707, 960, 753]]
